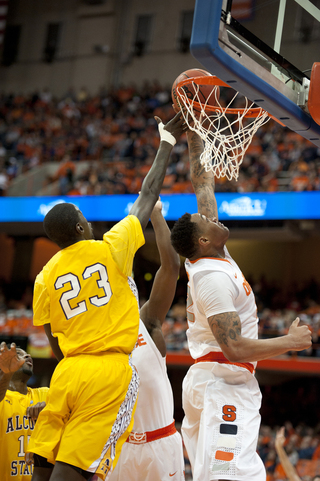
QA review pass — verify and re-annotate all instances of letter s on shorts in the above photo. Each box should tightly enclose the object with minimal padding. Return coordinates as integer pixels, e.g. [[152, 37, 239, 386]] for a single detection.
[[222, 405, 236, 422]]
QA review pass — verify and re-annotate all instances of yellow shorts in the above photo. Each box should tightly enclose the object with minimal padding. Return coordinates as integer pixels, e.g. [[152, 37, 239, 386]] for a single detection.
[[27, 352, 139, 480]]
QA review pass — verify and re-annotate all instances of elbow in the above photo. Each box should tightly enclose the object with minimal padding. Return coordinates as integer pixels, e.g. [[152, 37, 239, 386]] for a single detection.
[[223, 351, 238, 363], [222, 347, 244, 363]]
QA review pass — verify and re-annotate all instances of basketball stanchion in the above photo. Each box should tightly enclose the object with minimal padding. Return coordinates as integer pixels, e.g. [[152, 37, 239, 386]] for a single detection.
[[173, 73, 272, 181]]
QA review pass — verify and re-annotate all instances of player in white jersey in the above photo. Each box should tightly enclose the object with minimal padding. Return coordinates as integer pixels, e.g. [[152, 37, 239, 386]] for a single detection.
[[170, 130, 312, 481], [109, 199, 185, 481]]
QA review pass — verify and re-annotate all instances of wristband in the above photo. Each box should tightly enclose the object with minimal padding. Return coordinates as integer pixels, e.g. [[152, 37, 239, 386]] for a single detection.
[[158, 122, 176, 146]]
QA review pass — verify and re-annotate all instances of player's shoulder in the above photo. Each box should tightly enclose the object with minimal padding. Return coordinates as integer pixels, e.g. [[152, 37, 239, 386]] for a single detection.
[[117, 214, 142, 232], [103, 215, 142, 239], [28, 386, 50, 399]]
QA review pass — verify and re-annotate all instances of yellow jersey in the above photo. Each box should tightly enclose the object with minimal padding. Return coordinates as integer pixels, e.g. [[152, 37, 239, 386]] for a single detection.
[[0, 387, 49, 481], [33, 215, 145, 357]]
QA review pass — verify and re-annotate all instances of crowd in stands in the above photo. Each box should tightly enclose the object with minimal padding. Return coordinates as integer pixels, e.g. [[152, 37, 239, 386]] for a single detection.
[[0, 84, 319, 196], [1, 272, 320, 358], [258, 422, 320, 481]]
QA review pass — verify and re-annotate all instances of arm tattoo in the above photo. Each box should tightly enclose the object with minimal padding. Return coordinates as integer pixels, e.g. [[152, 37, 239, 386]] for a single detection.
[[189, 133, 204, 164], [188, 132, 217, 218], [208, 312, 241, 347]]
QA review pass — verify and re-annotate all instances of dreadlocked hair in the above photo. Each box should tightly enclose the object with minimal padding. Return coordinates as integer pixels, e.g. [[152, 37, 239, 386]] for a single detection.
[[43, 203, 80, 248], [171, 213, 199, 259]]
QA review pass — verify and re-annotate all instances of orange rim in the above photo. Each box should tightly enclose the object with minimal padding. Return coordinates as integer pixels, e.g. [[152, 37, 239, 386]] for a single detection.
[[176, 75, 268, 119]]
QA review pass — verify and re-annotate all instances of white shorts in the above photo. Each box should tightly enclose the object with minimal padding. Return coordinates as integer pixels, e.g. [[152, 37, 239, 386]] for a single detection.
[[182, 362, 266, 481], [109, 431, 185, 481]]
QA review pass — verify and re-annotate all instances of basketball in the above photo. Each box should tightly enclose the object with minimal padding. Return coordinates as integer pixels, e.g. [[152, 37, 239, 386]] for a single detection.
[[171, 68, 219, 113]]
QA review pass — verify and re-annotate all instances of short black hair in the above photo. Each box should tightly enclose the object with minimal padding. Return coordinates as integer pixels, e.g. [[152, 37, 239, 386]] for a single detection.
[[171, 213, 199, 259], [43, 203, 80, 248]]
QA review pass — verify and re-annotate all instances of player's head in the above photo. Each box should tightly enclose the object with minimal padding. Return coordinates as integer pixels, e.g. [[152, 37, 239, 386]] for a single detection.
[[171, 212, 229, 259], [44, 203, 94, 248], [14, 348, 33, 378]]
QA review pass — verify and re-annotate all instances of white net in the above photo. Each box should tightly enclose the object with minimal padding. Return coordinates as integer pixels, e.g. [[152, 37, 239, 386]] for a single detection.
[[176, 80, 270, 181]]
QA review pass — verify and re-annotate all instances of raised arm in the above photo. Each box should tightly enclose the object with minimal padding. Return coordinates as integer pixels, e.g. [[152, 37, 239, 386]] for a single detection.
[[208, 312, 312, 363], [0, 342, 24, 402], [274, 427, 301, 481], [187, 130, 218, 219], [140, 199, 180, 356], [130, 112, 186, 230]]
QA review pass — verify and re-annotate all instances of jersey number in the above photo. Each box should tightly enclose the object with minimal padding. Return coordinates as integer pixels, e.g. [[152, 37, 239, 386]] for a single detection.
[[242, 274, 252, 296], [17, 434, 30, 457], [55, 263, 112, 320]]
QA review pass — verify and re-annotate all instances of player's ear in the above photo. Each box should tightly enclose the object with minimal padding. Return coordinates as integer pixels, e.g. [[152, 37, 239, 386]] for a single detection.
[[199, 236, 209, 246], [76, 223, 84, 235]]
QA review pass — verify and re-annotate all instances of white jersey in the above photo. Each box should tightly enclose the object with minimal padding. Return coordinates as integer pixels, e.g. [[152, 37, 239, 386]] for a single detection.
[[131, 319, 174, 432], [108, 319, 185, 481], [185, 246, 258, 364]]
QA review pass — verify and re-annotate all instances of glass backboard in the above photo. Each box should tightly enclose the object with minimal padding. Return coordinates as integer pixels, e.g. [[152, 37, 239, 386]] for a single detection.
[[190, 0, 320, 146]]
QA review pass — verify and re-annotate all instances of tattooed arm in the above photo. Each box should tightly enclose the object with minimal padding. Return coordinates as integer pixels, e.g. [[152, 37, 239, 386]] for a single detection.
[[208, 311, 312, 363], [187, 130, 218, 219]]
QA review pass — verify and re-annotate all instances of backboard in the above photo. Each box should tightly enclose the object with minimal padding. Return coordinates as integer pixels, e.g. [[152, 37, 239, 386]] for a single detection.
[[190, 0, 320, 146]]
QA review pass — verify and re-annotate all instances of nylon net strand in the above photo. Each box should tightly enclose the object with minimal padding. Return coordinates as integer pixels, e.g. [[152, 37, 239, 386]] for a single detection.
[[177, 81, 270, 181]]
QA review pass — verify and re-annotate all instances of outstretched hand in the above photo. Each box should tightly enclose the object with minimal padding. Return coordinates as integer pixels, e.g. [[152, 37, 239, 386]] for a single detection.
[[0, 342, 24, 374], [275, 427, 286, 449], [155, 111, 188, 144], [288, 317, 312, 351], [150, 197, 164, 224], [151, 197, 162, 213]]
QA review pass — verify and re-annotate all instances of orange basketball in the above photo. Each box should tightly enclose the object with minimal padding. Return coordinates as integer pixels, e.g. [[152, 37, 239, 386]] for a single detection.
[[171, 68, 219, 113]]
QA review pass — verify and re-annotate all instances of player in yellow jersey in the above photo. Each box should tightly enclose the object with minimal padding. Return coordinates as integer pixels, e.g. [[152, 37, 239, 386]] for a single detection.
[[26, 112, 187, 481], [0, 342, 49, 481]]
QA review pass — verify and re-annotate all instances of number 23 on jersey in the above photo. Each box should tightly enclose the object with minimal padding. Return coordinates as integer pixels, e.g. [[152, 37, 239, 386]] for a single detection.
[[55, 262, 113, 320]]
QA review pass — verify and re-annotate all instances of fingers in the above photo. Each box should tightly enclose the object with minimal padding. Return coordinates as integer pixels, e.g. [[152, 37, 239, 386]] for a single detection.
[[173, 109, 184, 120], [27, 402, 46, 421], [25, 452, 34, 466], [292, 317, 300, 327], [275, 427, 286, 446], [172, 103, 180, 114], [0, 341, 9, 352]]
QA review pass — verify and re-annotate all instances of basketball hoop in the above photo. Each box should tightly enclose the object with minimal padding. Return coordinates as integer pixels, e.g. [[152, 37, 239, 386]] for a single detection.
[[176, 75, 271, 181]]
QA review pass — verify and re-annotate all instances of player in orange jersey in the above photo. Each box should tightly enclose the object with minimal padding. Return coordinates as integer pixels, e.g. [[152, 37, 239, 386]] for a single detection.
[[170, 130, 312, 481]]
